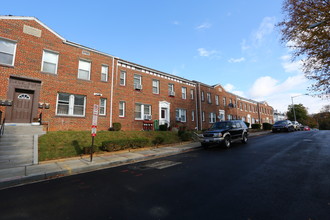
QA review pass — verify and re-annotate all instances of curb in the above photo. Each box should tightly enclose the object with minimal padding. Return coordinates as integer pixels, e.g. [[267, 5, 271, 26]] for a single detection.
[[0, 144, 201, 190]]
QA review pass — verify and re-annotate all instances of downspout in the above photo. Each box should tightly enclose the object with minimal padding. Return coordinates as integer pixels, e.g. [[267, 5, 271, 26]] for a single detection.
[[194, 83, 198, 130], [109, 57, 115, 128], [198, 83, 202, 130]]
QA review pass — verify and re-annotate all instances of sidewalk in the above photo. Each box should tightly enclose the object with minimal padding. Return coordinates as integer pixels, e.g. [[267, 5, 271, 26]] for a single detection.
[[0, 131, 271, 190]]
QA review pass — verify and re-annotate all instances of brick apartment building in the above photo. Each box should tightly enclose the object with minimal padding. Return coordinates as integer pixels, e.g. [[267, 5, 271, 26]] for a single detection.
[[0, 16, 274, 131]]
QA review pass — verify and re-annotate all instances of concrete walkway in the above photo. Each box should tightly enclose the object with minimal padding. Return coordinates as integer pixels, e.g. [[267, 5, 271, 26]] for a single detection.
[[0, 131, 271, 190]]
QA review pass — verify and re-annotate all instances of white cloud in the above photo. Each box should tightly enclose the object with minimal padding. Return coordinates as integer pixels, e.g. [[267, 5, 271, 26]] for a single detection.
[[173, 21, 180, 25], [280, 54, 303, 73], [228, 57, 246, 63], [196, 22, 212, 30], [197, 48, 218, 57], [224, 83, 245, 97], [253, 17, 276, 43]]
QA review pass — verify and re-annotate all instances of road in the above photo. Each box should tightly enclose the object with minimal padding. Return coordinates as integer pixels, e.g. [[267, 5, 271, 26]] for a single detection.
[[1, 130, 330, 220]]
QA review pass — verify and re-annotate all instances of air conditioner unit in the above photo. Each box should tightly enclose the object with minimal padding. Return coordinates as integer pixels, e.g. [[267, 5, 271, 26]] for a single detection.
[[144, 114, 152, 120], [134, 84, 142, 90], [169, 91, 175, 97], [176, 117, 181, 122]]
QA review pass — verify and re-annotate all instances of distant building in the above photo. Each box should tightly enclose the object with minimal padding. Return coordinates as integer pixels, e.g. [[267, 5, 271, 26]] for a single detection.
[[273, 110, 287, 122]]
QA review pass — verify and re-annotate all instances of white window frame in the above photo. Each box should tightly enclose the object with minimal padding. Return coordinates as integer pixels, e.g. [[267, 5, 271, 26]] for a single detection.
[[78, 60, 91, 80], [101, 65, 108, 82], [0, 37, 17, 66], [209, 112, 216, 123], [176, 108, 187, 122], [120, 70, 126, 86], [134, 74, 142, 89], [207, 93, 211, 104], [152, 79, 160, 94], [135, 103, 151, 120], [190, 89, 194, 100], [119, 101, 125, 117], [41, 50, 59, 74], [201, 91, 205, 102], [192, 110, 195, 121], [99, 98, 106, 115], [182, 87, 187, 99], [215, 95, 219, 106], [202, 111, 205, 122], [223, 97, 226, 107], [56, 93, 86, 117]]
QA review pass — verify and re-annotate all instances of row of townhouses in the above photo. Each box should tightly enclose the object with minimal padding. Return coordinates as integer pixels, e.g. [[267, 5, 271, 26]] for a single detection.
[[0, 16, 274, 131]]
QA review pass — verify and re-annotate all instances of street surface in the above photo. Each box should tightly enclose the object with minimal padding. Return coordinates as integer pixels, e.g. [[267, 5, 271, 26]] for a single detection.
[[1, 130, 330, 220]]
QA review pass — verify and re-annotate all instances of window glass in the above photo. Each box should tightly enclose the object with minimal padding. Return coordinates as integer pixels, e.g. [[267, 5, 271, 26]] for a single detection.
[[99, 98, 106, 115], [101, 65, 108, 81], [120, 71, 126, 85], [78, 60, 91, 80], [0, 38, 16, 66], [42, 51, 58, 74]]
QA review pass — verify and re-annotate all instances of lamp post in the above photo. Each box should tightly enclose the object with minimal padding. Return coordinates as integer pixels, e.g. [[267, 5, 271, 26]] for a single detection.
[[291, 94, 308, 122]]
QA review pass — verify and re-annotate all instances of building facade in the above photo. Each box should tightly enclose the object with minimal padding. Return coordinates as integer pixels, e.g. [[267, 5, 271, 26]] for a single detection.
[[0, 16, 274, 131]]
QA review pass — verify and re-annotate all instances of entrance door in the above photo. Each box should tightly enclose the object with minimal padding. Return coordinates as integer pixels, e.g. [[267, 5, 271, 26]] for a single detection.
[[159, 101, 170, 126], [11, 89, 34, 123]]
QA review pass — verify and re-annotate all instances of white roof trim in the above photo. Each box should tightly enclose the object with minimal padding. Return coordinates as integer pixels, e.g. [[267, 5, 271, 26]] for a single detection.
[[0, 16, 65, 41]]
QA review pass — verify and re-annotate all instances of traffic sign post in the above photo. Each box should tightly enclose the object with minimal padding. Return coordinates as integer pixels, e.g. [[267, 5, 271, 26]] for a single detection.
[[90, 104, 98, 162]]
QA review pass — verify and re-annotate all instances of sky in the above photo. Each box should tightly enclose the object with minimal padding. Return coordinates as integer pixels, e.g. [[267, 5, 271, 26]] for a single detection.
[[2, 0, 329, 114]]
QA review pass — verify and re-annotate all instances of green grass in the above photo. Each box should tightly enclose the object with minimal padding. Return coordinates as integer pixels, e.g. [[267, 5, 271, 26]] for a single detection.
[[38, 131, 182, 161]]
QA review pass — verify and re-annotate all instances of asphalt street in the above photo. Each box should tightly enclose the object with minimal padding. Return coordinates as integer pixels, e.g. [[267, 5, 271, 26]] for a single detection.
[[0, 130, 329, 220]]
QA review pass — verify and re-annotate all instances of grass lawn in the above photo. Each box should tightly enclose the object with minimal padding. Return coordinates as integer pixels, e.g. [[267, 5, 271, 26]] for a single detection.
[[38, 131, 182, 161]]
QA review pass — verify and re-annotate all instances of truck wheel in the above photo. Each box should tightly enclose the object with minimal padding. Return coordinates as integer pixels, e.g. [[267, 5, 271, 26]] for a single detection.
[[241, 133, 248, 143], [223, 136, 231, 148]]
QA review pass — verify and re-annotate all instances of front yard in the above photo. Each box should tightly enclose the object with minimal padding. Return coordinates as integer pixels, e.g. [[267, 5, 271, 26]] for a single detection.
[[38, 131, 183, 161]]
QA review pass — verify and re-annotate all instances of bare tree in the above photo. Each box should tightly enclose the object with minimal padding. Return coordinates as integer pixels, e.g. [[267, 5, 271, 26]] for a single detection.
[[278, 0, 330, 97]]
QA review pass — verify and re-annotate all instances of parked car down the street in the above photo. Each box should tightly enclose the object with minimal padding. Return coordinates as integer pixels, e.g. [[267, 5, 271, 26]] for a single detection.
[[199, 120, 249, 148], [272, 120, 295, 132], [304, 126, 311, 131]]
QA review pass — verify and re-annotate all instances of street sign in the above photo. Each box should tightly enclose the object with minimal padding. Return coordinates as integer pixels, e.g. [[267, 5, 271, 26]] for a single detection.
[[92, 104, 99, 126]]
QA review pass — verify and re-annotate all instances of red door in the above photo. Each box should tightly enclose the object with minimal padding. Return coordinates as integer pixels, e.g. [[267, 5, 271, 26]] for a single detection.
[[11, 89, 34, 123]]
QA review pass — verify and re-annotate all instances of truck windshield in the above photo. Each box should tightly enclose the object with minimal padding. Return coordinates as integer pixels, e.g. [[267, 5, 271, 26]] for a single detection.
[[210, 122, 231, 130]]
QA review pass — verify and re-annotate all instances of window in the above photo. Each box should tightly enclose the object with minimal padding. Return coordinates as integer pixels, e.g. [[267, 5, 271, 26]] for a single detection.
[[201, 91, 205, 101], [134, 74, 142, 90], [135, 103, 151, 120], [207, 93, 211, 104], [119, 101, 125, 117], [202, 111, 205, 122], [192, 110, 195, 121], [152, 79, 159, 94], [182, 87, 187, 99], [120, 71, 126, 86], [223, 97, 226, 107], [41, 50, 59, 74], [78, 60, 91, 80], [176, 108, 186, 122], [101, 65, 108, 81], [0, 38, 17, 66], [99, 98, 106, 115], [245, 104, 247, 111], [56, 93, 86, 116], [240, 102, 243, 110], [215, 95, 219, 105], [209, 112, 216, 123], [168, 84, 175, 96], [190, 89, 194, 100]]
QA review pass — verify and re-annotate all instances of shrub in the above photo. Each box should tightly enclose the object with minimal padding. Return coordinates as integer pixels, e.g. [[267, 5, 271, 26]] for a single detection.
[[152, 136, 164, 145], [263, 123, 273, 130], [251, 124, 261, 129], [112, 123, 122, 131], [159, 123, 168, 131], [179, 131, 192, 141], [102, 138, 149, 152]]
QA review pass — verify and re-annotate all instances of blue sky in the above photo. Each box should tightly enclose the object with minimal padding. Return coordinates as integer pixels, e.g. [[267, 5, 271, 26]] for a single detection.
[[2, 0, 329, 114]]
